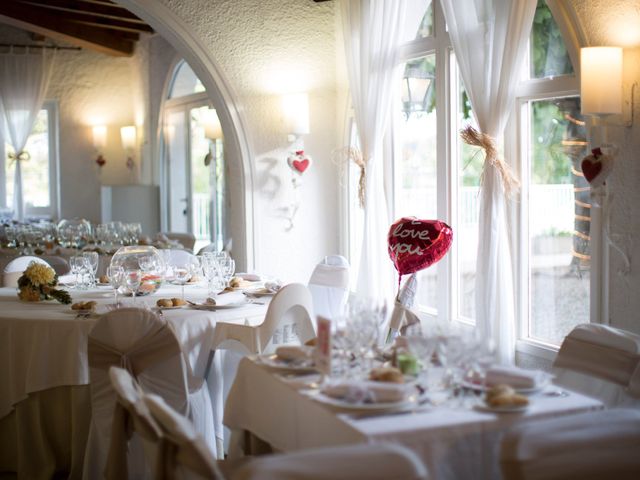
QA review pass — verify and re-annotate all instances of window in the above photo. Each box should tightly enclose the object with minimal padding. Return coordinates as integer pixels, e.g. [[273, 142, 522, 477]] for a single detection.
[[513, 1, 589, 349], [0, 100, 59, 219], [162, 60, 225, 253], [344, 1, 588, 351]]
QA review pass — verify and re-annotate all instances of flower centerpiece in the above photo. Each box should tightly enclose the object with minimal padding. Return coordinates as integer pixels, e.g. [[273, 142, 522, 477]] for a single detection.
[[17, 261, 72, 304]]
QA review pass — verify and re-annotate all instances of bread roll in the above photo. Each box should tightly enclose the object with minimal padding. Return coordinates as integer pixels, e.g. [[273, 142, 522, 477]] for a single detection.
[[171, 298, 187, 307], [156, 299, 173, 308], [369, 366, 404, 384]]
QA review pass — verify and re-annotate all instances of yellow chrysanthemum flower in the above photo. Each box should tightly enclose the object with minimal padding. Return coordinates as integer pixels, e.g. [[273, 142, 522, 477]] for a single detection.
[[24, 262, 55, 287]]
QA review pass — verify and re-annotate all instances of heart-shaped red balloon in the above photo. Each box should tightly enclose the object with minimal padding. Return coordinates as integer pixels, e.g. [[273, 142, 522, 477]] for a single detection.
[[388, 217, 453, 276], [293, 159, 309, 173]]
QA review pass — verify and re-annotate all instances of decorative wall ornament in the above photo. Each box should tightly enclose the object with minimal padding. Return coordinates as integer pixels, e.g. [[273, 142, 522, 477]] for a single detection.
[[284, 150, 312, 230]]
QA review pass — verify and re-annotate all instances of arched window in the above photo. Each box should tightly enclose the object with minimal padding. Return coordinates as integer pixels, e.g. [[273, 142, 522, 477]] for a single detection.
[[162, 60, 225, 252]]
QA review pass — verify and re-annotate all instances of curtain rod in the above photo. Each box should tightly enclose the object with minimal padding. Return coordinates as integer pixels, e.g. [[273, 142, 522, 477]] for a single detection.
[[0, 44, 81, 51]]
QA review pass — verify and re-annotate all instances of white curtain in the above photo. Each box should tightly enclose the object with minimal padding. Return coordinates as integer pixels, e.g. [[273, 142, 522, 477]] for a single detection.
[[0, 49, 55, 221], [340, 0, 425, 302], [441, 0, 537, 363]]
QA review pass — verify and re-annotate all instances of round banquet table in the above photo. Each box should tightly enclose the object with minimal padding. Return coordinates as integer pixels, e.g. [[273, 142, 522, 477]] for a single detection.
[[0, 283, 267, 479]]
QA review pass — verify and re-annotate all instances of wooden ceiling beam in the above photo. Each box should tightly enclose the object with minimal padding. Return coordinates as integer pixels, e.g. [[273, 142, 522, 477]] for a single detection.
[[12, 1, 153, 33], [9, 0, 145, 23], [0, 2, 135, 56]]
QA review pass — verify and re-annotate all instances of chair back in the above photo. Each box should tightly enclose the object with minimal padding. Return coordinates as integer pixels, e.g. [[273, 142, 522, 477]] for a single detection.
[[308, 255, 349, 320], [163, 232, 196, 252], [197, 243, 218, 255], [41, 254, 70, 275], [108, 367, 163, 479], [2, 255, 50, 287], [500, 409, 640, 480], [553, 324, 640, 407], [145, 393, 223, 480], [232, 442, 429, 480], [83, 308, 190, 480], [260, 283, 315, 353]]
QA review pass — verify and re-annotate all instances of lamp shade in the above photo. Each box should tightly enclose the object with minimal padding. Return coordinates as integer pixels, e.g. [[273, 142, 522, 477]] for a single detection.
[[581, 47, 623, 115], [92, 125, 107, 150], [203, 109, 223, 140], [282, 93, 310, 135], [120, 126, 137, 150]]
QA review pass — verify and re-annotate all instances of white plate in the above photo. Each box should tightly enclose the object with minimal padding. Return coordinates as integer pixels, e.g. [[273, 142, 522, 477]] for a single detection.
[[461, 379, 546, 394], [474, 403, 529, 413], [244, 289, 276, 298], [189, 300, 251, 310], [310, 392, 416, 413], [257, 354, 318, 373]]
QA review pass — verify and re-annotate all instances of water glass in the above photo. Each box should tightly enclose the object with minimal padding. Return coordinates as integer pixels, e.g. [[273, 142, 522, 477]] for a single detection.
[[107, 265, 125, 307], [83, 251, 99, 287], [173, 265, 192, 300], [125, 269, 142, 304]]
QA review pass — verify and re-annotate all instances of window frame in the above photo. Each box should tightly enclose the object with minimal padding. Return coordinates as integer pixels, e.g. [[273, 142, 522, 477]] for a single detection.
[[342, 0, 598, 358], [0, 99, 60, 220]]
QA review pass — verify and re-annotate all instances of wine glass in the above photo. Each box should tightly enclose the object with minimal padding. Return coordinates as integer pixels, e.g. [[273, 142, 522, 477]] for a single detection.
[[173, 264, 192, 300], [83, 251, 99, 287], [70, 255, 87, 290], [125, 269, 142, 304], [107, 265, 125, 307]]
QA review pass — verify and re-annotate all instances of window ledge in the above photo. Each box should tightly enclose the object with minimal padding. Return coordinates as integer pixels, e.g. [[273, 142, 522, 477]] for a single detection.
[[516, 339, 558, 362]]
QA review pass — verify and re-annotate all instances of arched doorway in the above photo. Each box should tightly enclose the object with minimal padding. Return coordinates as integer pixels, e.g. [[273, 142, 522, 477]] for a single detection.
[[115, 0, 255, 271]]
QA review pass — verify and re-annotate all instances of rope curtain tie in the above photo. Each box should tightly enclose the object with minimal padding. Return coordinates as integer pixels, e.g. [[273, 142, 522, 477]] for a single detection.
[[333, 146, 367, 208], [7, 150, 30, 165], [460, 125, 520, 195]]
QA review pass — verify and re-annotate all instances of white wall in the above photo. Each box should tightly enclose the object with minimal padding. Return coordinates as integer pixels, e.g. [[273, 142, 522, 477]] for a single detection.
[[157, 0, 341, 283]]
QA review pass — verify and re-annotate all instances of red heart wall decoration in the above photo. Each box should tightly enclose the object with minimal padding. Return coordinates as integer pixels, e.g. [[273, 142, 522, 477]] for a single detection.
[[581, 147, 614, 188], [287, 150, 313, 176], [293, 159, 309, 173], [388, 217, 453, 276]]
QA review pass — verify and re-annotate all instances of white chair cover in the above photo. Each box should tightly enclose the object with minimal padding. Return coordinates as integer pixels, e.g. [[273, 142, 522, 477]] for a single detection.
[[108, 367, 163, 479], [2, 255, 50, 287], [308, 255, 350, 320], [162, 232, 196, 252], [40, 254, 70, 275], [212, 283, 316, 355], [197, 243, 218, 255], [145, 393, 223, 480], [500, 409, 640, 480], [83, 308, 217, 480], [553, 324, 640, 407], [231, 443, 429, 480]]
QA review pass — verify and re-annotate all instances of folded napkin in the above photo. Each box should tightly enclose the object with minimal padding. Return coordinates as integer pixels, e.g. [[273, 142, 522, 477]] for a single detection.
[[205, 290, 246, 306], [275, 345, 312, 362], [236, 272, 261, 282], [486, 366, 547, 390], [321, 380, 409, 404]]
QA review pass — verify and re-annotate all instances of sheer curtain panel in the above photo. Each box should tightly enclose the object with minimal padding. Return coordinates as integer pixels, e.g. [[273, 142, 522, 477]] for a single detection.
[[340, 0, 424, 302], [440, 0, 537, 363], [0, 48, 55, 221]]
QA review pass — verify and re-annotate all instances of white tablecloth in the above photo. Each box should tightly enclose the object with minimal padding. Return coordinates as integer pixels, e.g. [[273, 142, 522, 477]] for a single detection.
[[0, 284, 267, 419], [224, 358, 604, 480]]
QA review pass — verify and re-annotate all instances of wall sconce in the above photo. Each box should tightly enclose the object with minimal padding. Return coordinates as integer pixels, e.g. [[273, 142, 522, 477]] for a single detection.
[[282, 92, 310, 143], [92, 125, 107, 167], [120, 125, 137, 172], [581, 47, 623, 117]]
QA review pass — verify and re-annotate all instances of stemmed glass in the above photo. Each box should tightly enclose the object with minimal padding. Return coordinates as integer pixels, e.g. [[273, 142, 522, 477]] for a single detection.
[[173, 263, 192, 300], [125, 269, 142, 304], [83, 251, 99, 287], [70, 255, 88, 290], [222, 258, 235, 287], [107, 265, 125, 307]]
